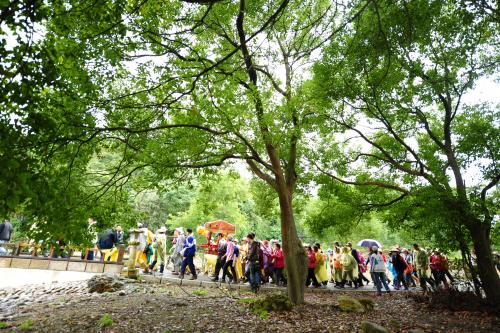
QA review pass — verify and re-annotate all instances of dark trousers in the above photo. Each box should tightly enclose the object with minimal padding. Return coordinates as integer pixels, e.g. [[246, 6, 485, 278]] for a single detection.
[[306, 268, 320, 287], [213, 255, 226, 279], [249, 262, 260, 291], [444, 269, 454, 283], [394, 271, 409, 290], [222, 260, 237, 281], [180, 256, 196, 277], [149, 260, 164, 273], [274, 267, 286, 286]]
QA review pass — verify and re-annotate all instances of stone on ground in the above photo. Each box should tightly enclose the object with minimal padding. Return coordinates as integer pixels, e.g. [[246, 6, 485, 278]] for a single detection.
[[87, 274, 124, 293], [250, 293, 293, 312], [361, 321, 390, 333], [337, 296, 365, 313]]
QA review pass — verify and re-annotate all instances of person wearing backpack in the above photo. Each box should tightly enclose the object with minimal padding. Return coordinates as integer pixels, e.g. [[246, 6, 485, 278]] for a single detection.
[[0, 220, 13, 255], [211, 232, 227, 282], [246, 233, 263, 293], [390, 248, 409, 290], [370, 246, 391, 295], [97, 228, 117, 261]]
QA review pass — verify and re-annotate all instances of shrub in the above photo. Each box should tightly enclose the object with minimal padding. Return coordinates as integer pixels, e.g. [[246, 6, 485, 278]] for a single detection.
[[193, 288, 208, 296], [19, 320, 33, 330], [98, 314, 113, 328]]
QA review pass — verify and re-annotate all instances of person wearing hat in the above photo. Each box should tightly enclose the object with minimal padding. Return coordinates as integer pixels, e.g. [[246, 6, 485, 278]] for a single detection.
[[149, 227, 168, 274], [413, 243, 433, 292], [390, 247, 409, 290], [369, 245, 391, 295]]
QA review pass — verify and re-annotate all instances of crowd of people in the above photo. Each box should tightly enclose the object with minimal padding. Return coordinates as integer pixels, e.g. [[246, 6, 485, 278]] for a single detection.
[[132, 225, 481, 295], [3, 218, 500, 297]]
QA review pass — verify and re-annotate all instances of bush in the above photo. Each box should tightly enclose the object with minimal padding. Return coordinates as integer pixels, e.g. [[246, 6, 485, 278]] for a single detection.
[[241, 293, 293, 320], [19, 320, 33, 330], [193, 288, 208, 296], [98, 314, 113, 328]]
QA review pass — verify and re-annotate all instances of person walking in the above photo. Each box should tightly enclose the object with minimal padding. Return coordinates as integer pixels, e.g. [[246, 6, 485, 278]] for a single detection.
[[403, 248, 417, 287], [246, 233, 263, 293], [97, 228, 118, 262], [272, 242, 286, 286], [171, 228, 185, 275], [149, 227, 167, 274], [413, 243, 433, 292], [305, 245, 320, 288], [390, 248, 409, 290], [211, 233, 227, 282], [333, 246, 343, 287], [314, 244, 328, 286], [340, 246, 359, 288], [221, 235, 238, 283], [179, 228, 197, 280], [0, 220, 13, 255], [431, 250, 449, 289], [370, 246, 391, 295]]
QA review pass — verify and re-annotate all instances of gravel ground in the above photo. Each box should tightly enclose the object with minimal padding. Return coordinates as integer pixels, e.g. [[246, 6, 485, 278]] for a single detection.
[[0, 280, 499, 333]]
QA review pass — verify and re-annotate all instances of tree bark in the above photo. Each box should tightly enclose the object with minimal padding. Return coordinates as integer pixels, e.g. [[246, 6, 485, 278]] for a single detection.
[[468, 221, 500, 307], [276, 188, 306, 305]]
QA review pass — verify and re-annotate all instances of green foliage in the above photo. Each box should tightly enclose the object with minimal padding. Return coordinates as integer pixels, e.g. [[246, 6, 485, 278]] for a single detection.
[[311, 0, 499, 256], [0, 322, 8, 329], [192, 288, 208, 296], [18, 320, 33, 330], [98, 314, 113, 328], [238, 297, 258, 304]]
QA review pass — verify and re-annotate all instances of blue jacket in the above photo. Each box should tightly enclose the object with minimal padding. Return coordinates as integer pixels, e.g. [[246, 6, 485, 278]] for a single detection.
[[183, 234, 196, 257]]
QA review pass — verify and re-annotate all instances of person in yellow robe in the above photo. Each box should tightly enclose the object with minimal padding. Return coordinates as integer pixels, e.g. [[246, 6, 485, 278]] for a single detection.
[[314, 245, 328, 286], [135, 224, 154, 273], [340, 246, 359, 288]]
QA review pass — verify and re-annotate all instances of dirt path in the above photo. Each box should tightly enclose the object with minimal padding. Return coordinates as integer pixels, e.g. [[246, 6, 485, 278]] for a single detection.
[[1, 281, 498, 332]]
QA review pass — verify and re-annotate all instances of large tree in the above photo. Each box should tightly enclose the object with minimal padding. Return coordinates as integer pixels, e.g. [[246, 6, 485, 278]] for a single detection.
[[313, 0, 500, 305], [7, 0, 365, 304]]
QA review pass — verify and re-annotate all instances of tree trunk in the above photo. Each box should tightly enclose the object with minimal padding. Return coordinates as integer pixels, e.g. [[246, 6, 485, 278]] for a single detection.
[[454, 227, 481, 295], [468, 222, 500, 307], [277, 189, 306, 305]]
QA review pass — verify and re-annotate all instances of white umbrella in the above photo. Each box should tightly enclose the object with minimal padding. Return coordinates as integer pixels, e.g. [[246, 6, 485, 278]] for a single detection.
[[357, 239, 382, 248]]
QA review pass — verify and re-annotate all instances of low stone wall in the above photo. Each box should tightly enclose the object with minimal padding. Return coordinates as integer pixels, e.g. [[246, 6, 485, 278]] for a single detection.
[[0, 256, 123, 274]]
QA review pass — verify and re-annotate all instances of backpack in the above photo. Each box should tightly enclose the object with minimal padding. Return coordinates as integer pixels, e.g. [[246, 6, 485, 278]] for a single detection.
[[248, 242, 261, 263]]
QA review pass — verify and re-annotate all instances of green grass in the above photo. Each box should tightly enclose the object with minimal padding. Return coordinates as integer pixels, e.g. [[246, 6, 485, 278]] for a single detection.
[[98, 314, 113, 328], [163, 330, 173, 333], [0, 322, 8, 329], [252, 307, 270, 320], [19, 320, 33, 330], [237, 297, 257, 304], [192, 288, 208, 296]]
